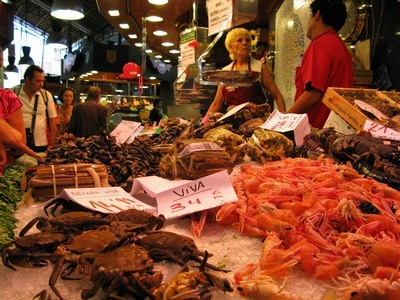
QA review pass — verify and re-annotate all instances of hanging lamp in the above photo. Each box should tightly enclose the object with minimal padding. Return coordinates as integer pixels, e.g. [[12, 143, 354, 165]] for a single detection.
[[5, 55, 19, 72], [46, 19, 68, 49], [19, 46, 34, 66], [51, 0, 84, 20]]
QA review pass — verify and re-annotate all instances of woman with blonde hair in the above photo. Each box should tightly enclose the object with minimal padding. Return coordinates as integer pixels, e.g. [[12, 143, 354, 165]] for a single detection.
[[206, 28, 285, 115]]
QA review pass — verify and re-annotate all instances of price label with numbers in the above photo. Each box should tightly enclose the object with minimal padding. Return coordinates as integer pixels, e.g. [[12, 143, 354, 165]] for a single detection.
[[363, 120, 400, 141], [130, 170, 238, 220], [48, 187, 155, 214], [156, 170, 237, 220], [110, 120, 142, 145], [261, 109, 311, 145]]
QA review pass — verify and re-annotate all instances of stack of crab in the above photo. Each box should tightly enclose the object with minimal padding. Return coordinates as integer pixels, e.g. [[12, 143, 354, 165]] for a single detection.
[[1, 203, 234, 300]]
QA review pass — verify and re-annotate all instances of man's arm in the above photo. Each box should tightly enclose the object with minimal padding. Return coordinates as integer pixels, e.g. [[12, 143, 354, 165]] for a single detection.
[[48, 117, 58, 147], [287, 86, 322, 114]]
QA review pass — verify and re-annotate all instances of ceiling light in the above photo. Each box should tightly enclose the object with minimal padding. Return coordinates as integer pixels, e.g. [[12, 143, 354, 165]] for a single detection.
[[51, 0, 84, 20], [91, 70, 98, 74], [153, 30, 167, 36], [162, 42, 174, 47], [128, 34, 138, 39], [164, 59, 171, 63], [135, 43, 143, 47], [155, 54, 162, 59], [145, 49, 153, 53], [147, 16, 163, 22], [46, 18, 68, 49], [5, 56, 18, 72], [108, 10, 120, 17], [169, 49, 180, 54], [19, 46, 34, 65], [1, 0, 13, 5], [46, 32, 68, 49], [148, 0, 168, 5], [119, 23, 130, 29]]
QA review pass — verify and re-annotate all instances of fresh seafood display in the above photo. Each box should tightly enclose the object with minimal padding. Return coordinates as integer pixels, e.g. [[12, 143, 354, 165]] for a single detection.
[[216, 157, 400, 299], [247, 129, 294, 163], [1, 206, 232, 300], [45, 133, 162, 187]]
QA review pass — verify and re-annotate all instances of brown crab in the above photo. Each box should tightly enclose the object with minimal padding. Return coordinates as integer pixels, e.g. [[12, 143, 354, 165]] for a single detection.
[[48, 226, 120, 300], [2, 232, 68, 270], [137, 231, 229, 272], [19, 208, 165, 237], [81, 244, 163, 299]]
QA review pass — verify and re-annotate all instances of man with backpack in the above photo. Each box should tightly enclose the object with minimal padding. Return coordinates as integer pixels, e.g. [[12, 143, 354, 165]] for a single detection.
[[12, 65, 58, 152]]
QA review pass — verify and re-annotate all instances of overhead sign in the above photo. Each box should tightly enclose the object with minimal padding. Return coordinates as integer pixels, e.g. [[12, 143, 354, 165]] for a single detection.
[[207, 0, 233, 36]]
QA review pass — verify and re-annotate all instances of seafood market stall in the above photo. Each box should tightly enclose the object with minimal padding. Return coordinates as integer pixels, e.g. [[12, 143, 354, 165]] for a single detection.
[[1, 90, 400, 299]]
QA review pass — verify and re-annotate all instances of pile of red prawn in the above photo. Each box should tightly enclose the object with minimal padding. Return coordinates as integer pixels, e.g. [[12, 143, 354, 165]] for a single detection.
[[216, 157, 400, 299]]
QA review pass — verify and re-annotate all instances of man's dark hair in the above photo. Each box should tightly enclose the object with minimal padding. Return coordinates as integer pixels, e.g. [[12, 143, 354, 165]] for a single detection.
[[23, 65, 44, 80], [310, 0, 347, 31]]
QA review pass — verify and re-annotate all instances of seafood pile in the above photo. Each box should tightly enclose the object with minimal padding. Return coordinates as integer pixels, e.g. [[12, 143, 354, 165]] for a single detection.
[[1, 206, 233, 300], [44, 133, 162, 188], [216, 157, 400, 299]]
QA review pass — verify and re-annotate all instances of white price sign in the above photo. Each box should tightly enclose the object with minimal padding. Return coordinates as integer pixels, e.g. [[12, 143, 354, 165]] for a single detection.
[[131, 171, 238, 220], [261, 109, 311, 145], [363, 119, 400, 141], [48, 187, 155, 213], [110, 120, 142, 145], [207, 0, 233, 36]]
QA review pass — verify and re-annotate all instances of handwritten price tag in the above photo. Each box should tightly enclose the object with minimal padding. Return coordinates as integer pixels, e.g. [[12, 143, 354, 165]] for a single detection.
[[156, 170, 238, 220], [110, 120, 142, 145], [48, 187, 155, 214], [363, 120, 400, 141], [261, 109, 311, 145], [207, 0, 233, 35], [130, 171, 238, 220]]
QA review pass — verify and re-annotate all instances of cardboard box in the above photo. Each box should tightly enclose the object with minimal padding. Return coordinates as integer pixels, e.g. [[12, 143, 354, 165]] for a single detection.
[[324, 111, 357, 134], [322, 88, 371, 130], [322, 87, 397, 131]]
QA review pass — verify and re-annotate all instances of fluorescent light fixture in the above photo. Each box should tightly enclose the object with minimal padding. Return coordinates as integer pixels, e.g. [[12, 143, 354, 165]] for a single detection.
[[91, 70, 98, 74], [119, 23, 130, 29], [155, 54, 162, 59], [145, 49, 153, 53], [164, 59, 171, 63], [149, 76, 156, 80], [153, 30, 167, 36], [129, 34, 138, 39], [134, 43, 143, 47], [147, 16, 163, 22], [148, 0, 168, 5], [162, 42, 174, 47], [169, 49, 180, 54], [51, 0, 84, 20], [108, 10, 120, 17]]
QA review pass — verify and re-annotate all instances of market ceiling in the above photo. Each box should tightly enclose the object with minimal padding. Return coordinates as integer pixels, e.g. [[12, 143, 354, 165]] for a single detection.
[[13, 0, 280, 66]]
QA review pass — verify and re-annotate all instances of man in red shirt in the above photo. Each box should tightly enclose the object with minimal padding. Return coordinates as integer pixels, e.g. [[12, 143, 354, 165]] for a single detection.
[[287, 0, 354, 129]]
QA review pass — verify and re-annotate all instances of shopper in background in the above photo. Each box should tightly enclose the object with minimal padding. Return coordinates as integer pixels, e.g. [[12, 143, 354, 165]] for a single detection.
[[205, 27, 286, 117], [148, 99, 163, 126], [57, 87, 74, 136], [68, 86, 108, 138], [11, 65, 58, 151], [287, 0, 353, 129]]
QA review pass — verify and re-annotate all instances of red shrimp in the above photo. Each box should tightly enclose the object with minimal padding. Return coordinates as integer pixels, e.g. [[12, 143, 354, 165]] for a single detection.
[[368, 241, 400, 269]]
